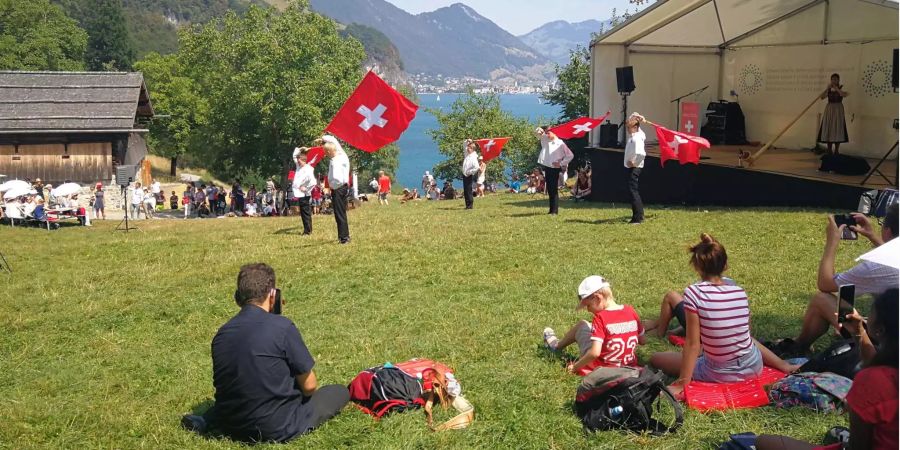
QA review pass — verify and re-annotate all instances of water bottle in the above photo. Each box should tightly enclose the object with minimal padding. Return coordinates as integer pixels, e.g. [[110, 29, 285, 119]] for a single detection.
[[608, 405, 624, 418]]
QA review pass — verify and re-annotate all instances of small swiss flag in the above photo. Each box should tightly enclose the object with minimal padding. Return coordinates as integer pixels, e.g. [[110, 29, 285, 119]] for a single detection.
[[306, 146, 325, 167], [476, 137, 510, 162], [325, 71, 418, 153], [654, 124, 709, 166], [548, 112, 610, 139]]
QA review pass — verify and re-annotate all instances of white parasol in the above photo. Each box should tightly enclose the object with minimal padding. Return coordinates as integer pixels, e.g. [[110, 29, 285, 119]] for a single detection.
[[0, 179, 30, 193], [856, 238, 900, 270], [3, 187, 37, 200], [51, 182, 82, 197]]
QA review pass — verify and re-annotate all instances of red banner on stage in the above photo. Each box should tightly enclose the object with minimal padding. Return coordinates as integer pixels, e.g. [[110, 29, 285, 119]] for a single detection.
[[680, 102, 700, 136]]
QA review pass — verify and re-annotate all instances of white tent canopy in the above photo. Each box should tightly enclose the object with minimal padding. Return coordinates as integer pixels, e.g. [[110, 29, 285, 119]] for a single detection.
[[590, 0, 898, 158]]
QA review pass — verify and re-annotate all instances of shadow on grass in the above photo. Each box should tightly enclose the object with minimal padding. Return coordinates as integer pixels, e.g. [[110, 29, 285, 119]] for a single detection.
[[508, 212, 545, 218], [565, 216, 632, 225], [273, 226, 302, 235]]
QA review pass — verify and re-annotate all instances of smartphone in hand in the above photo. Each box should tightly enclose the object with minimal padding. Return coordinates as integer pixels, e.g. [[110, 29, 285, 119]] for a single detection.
[[273, 288, 283, 315], [833, 214, 858, 240], [837, 284, 855, 324]]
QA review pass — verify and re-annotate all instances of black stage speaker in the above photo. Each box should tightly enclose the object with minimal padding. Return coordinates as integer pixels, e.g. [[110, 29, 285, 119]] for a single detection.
[[616, 66, 635, 93], [599, 122, 618, 148], [892, 48, 898, 89], [116, 164, 136, 186]]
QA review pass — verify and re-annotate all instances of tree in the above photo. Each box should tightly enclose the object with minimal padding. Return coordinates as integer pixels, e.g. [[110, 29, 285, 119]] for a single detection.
[[133, 52, 207, 175], [83, 0, 136, 70], [428, 91, 538, 183], [169, 0, 367, 183], [0, 0, 87, 71], [542, 46, 590, 122]]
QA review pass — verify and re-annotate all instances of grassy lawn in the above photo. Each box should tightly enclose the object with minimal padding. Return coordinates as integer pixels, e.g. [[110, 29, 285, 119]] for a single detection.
[[0, 194, 866, 449]]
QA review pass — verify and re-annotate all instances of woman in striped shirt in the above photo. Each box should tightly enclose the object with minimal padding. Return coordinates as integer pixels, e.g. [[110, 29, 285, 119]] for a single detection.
[[650, 233, 800, 398]]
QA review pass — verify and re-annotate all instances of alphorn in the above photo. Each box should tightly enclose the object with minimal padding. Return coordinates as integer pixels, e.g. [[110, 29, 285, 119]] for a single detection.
[[745, 90, 826, 166]]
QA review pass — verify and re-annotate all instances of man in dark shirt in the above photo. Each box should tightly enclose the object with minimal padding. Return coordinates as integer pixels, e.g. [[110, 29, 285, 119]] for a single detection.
[[182, 263, 349, 443]]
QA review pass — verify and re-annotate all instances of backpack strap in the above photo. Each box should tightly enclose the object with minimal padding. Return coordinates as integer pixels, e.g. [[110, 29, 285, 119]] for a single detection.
[[652, 382, 684, 436]]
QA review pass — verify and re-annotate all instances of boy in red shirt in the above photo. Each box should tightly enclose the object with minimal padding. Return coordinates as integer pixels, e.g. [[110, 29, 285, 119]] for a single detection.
[[377, 171, 391, 205], [543, 275, 645, 376]]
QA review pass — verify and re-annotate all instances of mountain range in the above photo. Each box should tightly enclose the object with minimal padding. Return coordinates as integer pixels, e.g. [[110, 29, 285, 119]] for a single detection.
[[308, 0, 550, 80], [519, 19, 612, 65], [59, 0, 605, 83]]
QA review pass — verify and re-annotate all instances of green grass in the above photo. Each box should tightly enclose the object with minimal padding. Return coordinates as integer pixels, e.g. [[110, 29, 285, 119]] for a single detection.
[[0, 194, 866, 449]]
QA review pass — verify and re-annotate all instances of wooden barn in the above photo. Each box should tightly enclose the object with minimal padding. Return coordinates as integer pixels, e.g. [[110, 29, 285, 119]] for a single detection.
[[0, 71, 154, 185]]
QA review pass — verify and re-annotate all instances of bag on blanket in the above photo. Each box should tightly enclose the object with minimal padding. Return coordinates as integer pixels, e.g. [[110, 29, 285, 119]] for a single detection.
[[347, 358, 474, 431], [574, 367, 683, 435], [799, 339, 861, 380], [768, 372, 852, 413]]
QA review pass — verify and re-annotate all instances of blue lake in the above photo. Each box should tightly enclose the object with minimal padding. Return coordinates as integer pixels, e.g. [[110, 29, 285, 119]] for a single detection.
[[394, 93, 561, 189]]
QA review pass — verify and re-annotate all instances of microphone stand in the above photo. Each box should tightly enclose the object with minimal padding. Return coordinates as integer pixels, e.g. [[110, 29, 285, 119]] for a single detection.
[[671, 85, 709, 131]]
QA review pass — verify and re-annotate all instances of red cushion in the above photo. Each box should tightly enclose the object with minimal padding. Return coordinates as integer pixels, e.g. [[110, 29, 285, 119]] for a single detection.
[[668, 334, 686, 347], [684, 367, 786, 411]]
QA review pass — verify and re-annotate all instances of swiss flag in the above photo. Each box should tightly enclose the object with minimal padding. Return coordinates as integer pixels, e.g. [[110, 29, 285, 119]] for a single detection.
[[325, 71, 418, 153], [654, 124, 709, 166], [476, 137, 510, 162], [306, 146, 325, 167], [548, 112, 610, 139]]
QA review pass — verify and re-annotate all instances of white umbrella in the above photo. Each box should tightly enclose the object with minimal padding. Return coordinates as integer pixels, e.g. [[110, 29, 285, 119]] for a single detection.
[[0, 179, 30, 193], [3, 187, 36, 200], [856, 238, 900, 270], [51, 182, 82, 197]]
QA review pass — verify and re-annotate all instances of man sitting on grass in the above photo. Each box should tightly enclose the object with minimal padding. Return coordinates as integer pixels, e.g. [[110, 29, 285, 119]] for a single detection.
[[182, 263, 349, 443], [773, 203, 898, 357]]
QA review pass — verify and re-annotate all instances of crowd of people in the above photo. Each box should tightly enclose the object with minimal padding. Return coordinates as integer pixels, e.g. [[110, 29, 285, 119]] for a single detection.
[[1, 177, 99, 227], [181, 204, 897, 446]]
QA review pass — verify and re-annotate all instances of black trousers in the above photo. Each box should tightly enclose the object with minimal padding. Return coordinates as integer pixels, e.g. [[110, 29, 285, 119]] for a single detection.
[[202, 384, 349, 443], [462, 175, 474, 209], [298, 197, 312, 234], [628, 167, 644, 223], [301, 384, 350, 435], [331, 185, 350, 241], [542, 165, 560, 214]]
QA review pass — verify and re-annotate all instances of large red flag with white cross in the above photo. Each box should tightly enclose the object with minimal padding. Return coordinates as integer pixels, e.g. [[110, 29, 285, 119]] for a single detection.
[[654, 124, 709, 166], [476, 137, 510, 162], [325, 71, 419, 153], [548, 112, 610, 139]]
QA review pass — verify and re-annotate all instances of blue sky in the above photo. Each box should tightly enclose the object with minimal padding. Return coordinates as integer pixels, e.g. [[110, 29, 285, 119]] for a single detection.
[[384, 0, 638, 35]]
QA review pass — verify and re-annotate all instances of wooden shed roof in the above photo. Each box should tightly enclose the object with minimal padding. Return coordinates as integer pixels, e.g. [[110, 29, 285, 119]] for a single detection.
[[0, 71, 154, 135]]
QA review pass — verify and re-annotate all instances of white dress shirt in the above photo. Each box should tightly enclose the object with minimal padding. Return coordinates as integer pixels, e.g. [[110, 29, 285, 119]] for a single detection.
[[292, 164, 316, 198], [537, 135, 574, 168], [328, 151, 350, 189], [462, 151, 480, 177], [624, 128, 646, 168]]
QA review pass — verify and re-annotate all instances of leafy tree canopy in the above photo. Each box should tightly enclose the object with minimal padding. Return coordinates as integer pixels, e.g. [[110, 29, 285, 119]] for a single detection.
[[429, 91, 539, 183], [542, 46, 590, 122], [0, 0, 87, 71], [137, 0, 401, 185]]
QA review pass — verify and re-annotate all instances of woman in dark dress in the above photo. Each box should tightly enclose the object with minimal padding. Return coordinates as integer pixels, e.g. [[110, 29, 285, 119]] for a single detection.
[[817, 73, 849, 156]]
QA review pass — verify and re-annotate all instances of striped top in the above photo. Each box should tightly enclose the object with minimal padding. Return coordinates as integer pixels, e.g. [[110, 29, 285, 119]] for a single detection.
[[682, 281, 753, 363]]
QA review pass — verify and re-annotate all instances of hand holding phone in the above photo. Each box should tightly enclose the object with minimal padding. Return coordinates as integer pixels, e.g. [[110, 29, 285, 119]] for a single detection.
[[833, 214, 858, 240], [837, 284, 855, 324]]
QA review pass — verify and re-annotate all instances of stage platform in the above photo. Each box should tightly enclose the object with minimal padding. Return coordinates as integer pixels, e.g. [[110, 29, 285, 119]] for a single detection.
[[587, 145, 897, 209]]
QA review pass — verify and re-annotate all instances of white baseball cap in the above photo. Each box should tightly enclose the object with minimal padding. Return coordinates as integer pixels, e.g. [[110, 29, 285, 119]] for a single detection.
[[577, 275, 610, 300]]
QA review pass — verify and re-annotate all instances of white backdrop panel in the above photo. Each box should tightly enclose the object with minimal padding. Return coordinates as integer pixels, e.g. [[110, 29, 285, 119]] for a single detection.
[[724, 41, 897, 158]]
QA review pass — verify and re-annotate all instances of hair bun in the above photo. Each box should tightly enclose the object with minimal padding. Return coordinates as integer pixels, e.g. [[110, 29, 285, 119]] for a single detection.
[[699, 233, 714, 244]]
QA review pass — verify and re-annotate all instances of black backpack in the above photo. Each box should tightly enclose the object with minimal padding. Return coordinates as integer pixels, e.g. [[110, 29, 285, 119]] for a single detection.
[[574, 368, 683, 435], [799, 339, 861, 380]]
